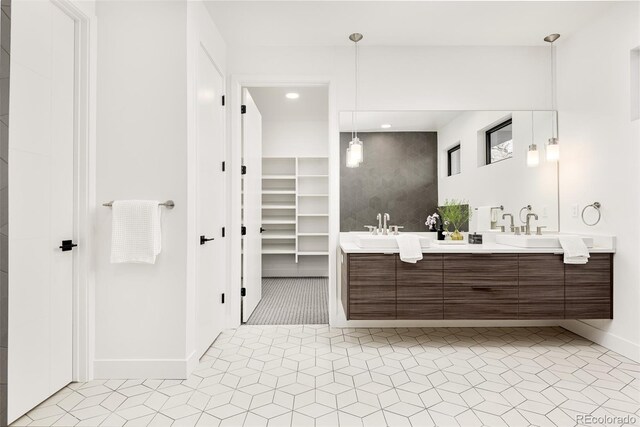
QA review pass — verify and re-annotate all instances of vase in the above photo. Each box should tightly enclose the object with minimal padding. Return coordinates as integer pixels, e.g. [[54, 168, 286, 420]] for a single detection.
[[437, 227, 445, 241], [451, 229, 464, 240]]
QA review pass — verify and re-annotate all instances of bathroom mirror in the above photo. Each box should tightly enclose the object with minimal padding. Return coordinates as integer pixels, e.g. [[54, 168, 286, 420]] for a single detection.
[[340, 110, 558, 233]]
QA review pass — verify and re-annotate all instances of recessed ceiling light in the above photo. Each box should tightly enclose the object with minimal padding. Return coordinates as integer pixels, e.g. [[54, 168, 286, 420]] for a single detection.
[[381, 124, 392, 129], [285, 92, 300, 99]]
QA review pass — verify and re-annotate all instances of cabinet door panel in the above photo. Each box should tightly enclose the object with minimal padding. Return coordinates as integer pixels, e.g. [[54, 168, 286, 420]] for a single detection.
[[519, 254, 565, 319], [565, 253, 612, 319], [348, 254, 396, 319], [397, 255, 443, 319]]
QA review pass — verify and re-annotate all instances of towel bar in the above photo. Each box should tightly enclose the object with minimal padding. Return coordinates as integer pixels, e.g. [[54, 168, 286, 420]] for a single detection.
[[103, 200, 175, 209]]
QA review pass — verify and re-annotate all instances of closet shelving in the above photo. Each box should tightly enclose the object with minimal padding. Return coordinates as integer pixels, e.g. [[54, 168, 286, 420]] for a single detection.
[[262, 157, 329, 261]]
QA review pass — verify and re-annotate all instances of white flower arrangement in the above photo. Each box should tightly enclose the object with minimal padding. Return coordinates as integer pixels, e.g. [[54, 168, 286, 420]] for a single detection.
[[425, 212, 441, 230]]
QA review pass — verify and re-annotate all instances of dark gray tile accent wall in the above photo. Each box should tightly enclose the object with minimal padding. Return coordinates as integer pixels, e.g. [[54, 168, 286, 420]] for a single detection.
[[340, 132, 438, 232], [0, 1, 9, 425]]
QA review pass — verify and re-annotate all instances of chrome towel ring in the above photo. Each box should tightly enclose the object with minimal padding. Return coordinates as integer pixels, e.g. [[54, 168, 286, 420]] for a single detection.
[[519, 205, 532, 223], [581, 202, 601, 226]]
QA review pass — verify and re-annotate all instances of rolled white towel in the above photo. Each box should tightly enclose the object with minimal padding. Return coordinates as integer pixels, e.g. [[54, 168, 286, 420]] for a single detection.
[[396, 234, 423, 263], [559, 236, 590, 264]]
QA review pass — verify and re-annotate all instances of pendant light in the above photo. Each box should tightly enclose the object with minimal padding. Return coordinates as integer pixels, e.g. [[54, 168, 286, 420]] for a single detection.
[[527, 111, 539, 167], [545, 33, 560, 162], [346, 33, 363, 168]]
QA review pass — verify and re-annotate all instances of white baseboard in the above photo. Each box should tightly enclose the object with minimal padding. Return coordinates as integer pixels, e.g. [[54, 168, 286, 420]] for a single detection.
[[560, 320, 640, 363], [93, 357, 192, 379]]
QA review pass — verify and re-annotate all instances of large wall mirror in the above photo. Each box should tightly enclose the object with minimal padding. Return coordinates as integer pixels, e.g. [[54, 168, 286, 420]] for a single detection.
[[340, 111, 558, 233]]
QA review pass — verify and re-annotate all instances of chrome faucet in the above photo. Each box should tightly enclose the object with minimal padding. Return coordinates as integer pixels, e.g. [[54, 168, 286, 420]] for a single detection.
[[376, 213, 382, 234], [502, 213, 514, 232], [525, 213, 539, 235], [383, 213, 390, 235]]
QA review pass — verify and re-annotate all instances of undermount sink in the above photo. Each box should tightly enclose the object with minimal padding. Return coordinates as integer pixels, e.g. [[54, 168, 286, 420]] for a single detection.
[[495, 234, 594, 249], [354, 234, 431, 249]]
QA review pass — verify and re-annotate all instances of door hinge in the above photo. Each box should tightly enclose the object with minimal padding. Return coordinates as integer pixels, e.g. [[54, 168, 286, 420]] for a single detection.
[[241, 226, 247, 236], [222, 161, 226, 172], [241, 165, 247, 175], [221, 293, 225, 304], [221, 95, 225, 106], [222, 227, 226, 238], [241, 287, 247, 297], [241, 105, 247, 114]]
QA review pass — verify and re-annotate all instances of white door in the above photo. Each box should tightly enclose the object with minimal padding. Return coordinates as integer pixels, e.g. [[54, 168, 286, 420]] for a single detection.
[[241, 90, 263, 322], [8, 0, 76, 421], [195, 46, 226, 358]]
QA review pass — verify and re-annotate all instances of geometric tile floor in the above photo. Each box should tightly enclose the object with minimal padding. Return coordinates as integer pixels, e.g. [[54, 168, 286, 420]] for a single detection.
[[12, 326, 640, 426]]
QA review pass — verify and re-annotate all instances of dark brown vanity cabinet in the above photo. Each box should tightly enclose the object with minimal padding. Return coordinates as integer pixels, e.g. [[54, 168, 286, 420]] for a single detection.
[[565, 253, 613, 319], [397, 255, 443, 319], [342, 250, 613, 320], [345, 253, 396, 319], [518, 254, 565, 319], [444, 254, 518, 319]]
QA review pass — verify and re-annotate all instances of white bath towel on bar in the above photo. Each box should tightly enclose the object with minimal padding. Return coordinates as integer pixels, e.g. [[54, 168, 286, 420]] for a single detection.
[[110, 200, 162, 264], [559, 236, 590, 264], [396, 234, 423, 263]]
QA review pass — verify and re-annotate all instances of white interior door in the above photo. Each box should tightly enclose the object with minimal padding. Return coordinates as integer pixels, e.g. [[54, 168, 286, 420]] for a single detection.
[[241, 89, 262, 322], [8, 0, 76, 421], [195, 46, 226, 358]]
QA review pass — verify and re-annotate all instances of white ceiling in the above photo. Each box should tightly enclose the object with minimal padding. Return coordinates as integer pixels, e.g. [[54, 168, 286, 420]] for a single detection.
[[340, 111, 462, 132], [247, 86, 329, 121], [205, 1, 616, 47]]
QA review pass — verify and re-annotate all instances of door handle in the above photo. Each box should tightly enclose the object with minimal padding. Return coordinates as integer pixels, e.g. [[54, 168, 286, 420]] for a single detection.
[[260, 227, 265, 233], [59, 240, 77, 252], [200, 235, 215, 245]]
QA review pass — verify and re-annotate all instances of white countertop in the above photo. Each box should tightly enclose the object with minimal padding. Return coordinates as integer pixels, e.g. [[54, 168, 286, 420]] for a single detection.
[[339, 232, 616, 254]]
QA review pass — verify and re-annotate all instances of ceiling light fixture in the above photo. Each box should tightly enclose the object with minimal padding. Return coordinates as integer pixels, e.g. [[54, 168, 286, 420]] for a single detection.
[[381, 124, 392, 129], [285, 92, 299, 99], [544, 33, 560, 162], [347, 32, 364, 168]]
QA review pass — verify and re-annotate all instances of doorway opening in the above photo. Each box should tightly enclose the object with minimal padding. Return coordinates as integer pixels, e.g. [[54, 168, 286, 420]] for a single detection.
[[240, 86, 330, 325]]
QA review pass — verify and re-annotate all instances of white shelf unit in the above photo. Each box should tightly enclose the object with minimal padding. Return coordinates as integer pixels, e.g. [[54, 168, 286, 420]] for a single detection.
[[262, 157, 329, 273], [262, 158, 297, 258]]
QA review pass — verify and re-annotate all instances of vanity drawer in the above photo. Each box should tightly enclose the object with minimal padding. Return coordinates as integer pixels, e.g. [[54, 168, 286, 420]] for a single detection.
[[396, 255, 443, 319], [444, 254, 518, 284], [444, 301, 518, 319]]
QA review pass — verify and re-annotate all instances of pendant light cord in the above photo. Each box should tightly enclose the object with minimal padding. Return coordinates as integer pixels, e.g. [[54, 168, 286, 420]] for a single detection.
[[354, 39, 359, 139], [550, 40, 556, 139]]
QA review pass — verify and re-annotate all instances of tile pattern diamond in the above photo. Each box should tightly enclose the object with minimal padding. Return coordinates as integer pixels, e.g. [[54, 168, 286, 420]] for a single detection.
[[12, 326, 640, 426]]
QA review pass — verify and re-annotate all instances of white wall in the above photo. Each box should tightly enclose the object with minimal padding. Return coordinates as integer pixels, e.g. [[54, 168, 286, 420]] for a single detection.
[[94, 0, 226, 378], [230, 46, 551, 112], [263, 120, 328, 158], [438, 111, 559, 232], [556, 2, 640, 362]]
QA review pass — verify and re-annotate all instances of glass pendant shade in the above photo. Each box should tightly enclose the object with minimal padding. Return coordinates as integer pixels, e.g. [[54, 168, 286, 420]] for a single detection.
[[346, 146, 359, 168], [547, 137, 560, 162], [527, 144, 539, 167], [349, 137, 363, 164]]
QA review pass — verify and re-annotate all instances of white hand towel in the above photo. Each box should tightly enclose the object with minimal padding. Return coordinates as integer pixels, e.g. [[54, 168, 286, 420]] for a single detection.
[[396, 234, 423, 263], [476, 206, 493, 232], [110, 200, 162, 264], [559, 236, 590, 264]]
